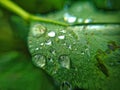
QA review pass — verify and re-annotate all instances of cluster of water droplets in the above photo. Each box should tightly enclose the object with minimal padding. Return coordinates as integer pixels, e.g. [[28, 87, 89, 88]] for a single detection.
[[32, 54, 71, 70], [29, 24, 74, 70], [63, 12, 93, 24]]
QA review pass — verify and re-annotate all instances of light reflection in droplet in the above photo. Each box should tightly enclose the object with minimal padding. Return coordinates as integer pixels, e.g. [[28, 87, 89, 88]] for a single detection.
[[32, 54, 46, 68], [58, 35, 65, 40], [48, 31, 56, 37], [64, 13, 77, 23], [59, 55, 70, 69]]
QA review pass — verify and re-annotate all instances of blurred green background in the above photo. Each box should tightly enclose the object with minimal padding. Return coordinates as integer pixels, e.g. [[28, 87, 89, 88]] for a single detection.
[[0, 0, 120, 90]]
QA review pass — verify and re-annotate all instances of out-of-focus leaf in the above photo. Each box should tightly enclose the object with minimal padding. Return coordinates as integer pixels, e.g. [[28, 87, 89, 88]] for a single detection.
[[0, 9, 57, 90], [0, 9, 15, 52], [12, 0, 67, 13], [92, 0, 120, 10], [28, 1, 120, 90], [0, 51, 57, 90], [10, 15, 29, 42], [46, 1, 120, 24]]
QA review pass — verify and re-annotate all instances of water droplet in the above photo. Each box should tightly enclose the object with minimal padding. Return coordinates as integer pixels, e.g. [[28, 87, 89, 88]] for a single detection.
[[68, 45, 72, 50], [32, 54, 46, 68], [49, 58, 54, 63], [74, 48, 77, 50], [81, 51, 85, 55], [85, 48, 90, 57], [40, 43, 44, 46], [84, 18, 93, 23], [60, 81, 72, 90], [58, 35, 65, 40], [31, 24, 46, 37], [60, 30, 66, 33], [51, 50, 56, 55], [64, 13, 77, 23], [77, 18, 83, 23], [35, 47, 39, 51], [63, 43, 67, 46], [45, 40, 52, 45], [59, 55, 70, 69], [48, 31, 56, 37]]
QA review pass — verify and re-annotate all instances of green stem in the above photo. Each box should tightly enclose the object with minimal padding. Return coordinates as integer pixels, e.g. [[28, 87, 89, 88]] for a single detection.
[[30, 15, 68, 26], [0, 0, 68, 26]]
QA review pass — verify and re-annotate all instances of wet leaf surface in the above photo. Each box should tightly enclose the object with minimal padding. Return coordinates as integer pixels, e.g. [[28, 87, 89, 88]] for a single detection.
[[28, 23, 120, 89], [1, 1, 120, 90], [28, 1, 120, 89]]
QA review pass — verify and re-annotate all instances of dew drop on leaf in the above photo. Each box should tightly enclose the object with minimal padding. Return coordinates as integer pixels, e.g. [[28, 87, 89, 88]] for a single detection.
[[77, 18, 83, 23], [32, 54, 46, 68], [59, 55, 70, 69], [31, 24, 46, 37], [64, 13, 77, 24], [84, 18, 93, 23], [58, 35, 65, 40], [60, 30, 66, 33], [45, 40, 52, 46], [48, 31, 56, 37], [35, 47, 39, 51]]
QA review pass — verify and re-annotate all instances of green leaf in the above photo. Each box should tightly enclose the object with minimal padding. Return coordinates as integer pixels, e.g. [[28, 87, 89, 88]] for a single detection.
[[28, 23, 120, 90], [28, 1, 120, 90]]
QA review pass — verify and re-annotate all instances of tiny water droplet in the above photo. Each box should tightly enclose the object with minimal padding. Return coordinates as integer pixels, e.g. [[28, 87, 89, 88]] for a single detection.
[[59, 55, 70, 69], [32, 54, 46, 68], [60, 81, 72, 90], [64, 13, 77, 23], [60, 30, 66, 33], [49, 58, 54, 63], [40, 43, 44, 46], [85, 48, 90, 57], [84, 18, 93, 23], [31, 24, 46, 37], [58, 35, 65, 40], [45, 40, 52, 45], [48, 31, 56, 37], [51, 50, 56, 55], [77, 18, 83, 23], [68, 45, 72, 50], [35, 47, 39, 51], [63, 43, 67, 46]]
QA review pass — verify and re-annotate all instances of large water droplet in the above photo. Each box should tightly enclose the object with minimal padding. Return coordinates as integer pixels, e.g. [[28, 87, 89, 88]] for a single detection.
[[59, 55, 70, 69], [32, 54, 46, 68], [48, 31, 56, 37], [60, 81, 72, 90], [31, 24, 46, 37]]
